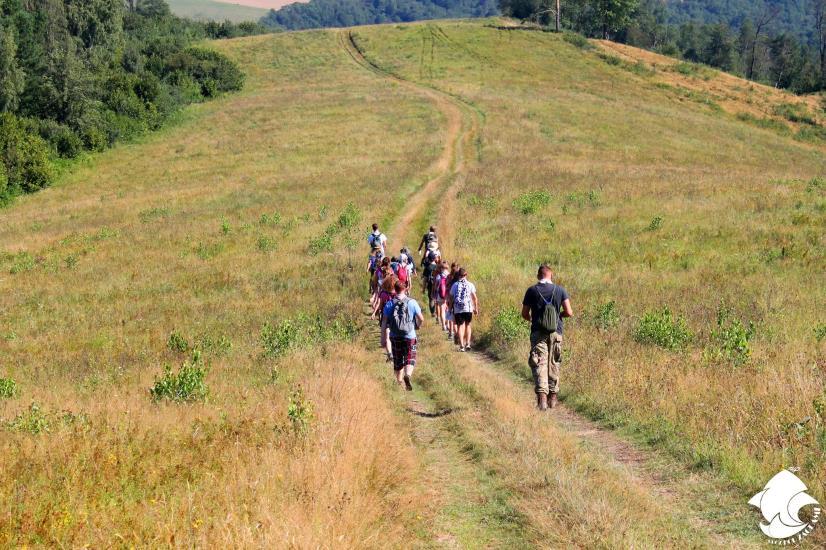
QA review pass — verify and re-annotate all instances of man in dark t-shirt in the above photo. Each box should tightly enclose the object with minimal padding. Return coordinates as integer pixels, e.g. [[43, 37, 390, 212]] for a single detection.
[[521, 264, 573, 411]]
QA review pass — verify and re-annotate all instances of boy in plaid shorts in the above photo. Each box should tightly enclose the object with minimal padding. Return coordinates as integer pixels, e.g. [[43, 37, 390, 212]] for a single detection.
[[383, 280, 424, 391]]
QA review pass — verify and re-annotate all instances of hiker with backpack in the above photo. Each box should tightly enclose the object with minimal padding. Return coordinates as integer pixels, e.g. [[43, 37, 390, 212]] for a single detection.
[[433, 262, 450, 332], [422, 251, 440, 316], [445, 263, 459, 342], [521, 265, 573, 411], [448, 268, 478, 352], [417, 226, 439, 266], [368, 223, 388, 255], [383, 280, 424, 391], [367, 248, 383, 297]]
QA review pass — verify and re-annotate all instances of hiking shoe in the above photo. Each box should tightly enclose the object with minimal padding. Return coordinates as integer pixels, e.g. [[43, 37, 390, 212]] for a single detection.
[[403, 375, 413, 391], [537, 393, 548, 411], [459, 346, 465, 352], [385, 352, 392, 363], [549, 393, 559, 409]]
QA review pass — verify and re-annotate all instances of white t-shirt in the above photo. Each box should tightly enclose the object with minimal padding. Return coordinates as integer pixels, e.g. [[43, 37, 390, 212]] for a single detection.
[[369, 232, 387, 253], [450, 279, 476, 313]]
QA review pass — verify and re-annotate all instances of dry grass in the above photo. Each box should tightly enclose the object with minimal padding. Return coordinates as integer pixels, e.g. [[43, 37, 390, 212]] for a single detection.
[[354, 20, 825, 502], [0, 31, 441, 545]]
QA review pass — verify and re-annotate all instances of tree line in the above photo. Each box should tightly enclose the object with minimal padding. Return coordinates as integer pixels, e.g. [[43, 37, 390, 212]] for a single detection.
[[0, 0, 263, 204], [499, 0, 826, 93], [261, 0, 499, 31]]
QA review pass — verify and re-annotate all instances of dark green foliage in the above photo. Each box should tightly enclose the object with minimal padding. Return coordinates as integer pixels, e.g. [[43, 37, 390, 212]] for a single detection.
[[167, 330, 189, 353], [634, 307, 693, 350], [150, 350, 209, 402], [0, 0, 255, 203], [492, 306, 529, 344], [262, 0, 498, 30], [562, 31, 592, 49], [815, 323, 826, 342]]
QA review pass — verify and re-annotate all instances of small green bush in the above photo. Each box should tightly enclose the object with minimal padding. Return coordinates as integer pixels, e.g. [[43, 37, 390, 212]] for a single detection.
[[9, 251, 35, 274], [815, 323, 826, 342], [257, 235, 276, 252], [0, 377, 19, 399], [138, 207, 170, 223], [709, 306, 756, 366], [287, 386, 313, 435], [593, 300, 620, 330], [646, 216, 663, 231], [336, 202, 361, 229], [492, 306, 528, 344], [736, 112, 791, 134], [150, 351, 209, 402], [5, 403, 51, 434], [308, 232, 334, 255], [562, 32, 591, 50], [634, 307, 692, 350], [220, 217, 231, 235], [259, 212, 282, 226], [795, 125, 826, 144], [261, 313, 357, 358], [774, 103, 817, 125], [513, 190, 551, 215], [167, 331, 189, 353]]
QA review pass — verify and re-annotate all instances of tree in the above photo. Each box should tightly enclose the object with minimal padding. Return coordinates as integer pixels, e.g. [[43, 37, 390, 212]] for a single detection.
[[813, 0, 826, 83], [703, 23, 736, 71], [768, 33, 803, 88], [593, 0, 638, 39], [0, 25, 25, 113]]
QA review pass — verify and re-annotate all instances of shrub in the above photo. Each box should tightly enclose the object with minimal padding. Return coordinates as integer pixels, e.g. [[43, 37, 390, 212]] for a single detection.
[[709, 306, 756, 366], [562, 32, 591, 50], [164, 48, 245, 97], [0, 113, 53, 196], [259, 212, 282, 226], [167, 331, 190, 353], [308, 232, 334, 255], [646, 215, 663, 231], [220, 217, 231, 235], [337, 202, 361, 229], [815, 323, 826, 342], [795, 125, 826, 144], [634, 307, 692, 350], [513, 190, 551, 214], [287, 386, 313, 435], [774, 103, 817, 125], [257, 235, 276, 252], [0, 377, 19, 399], [593, 300, 620, 330], [736, 112, 791, 134], [9, 251, 35, 274], [150, 350, 209, 402], [5, 403, 51, 434], [492, 306, 528, 344], [261, 313, 357, 358], [138, 207, 170, 223]]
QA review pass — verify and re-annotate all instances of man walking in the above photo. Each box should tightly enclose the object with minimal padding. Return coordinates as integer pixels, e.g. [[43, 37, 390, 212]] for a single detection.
[[384, 280, 424, 391], [449, 267, 478, 352], [521, 265, 573, 411], [368, 223, 387, 255], [417, 226, 438, 265]]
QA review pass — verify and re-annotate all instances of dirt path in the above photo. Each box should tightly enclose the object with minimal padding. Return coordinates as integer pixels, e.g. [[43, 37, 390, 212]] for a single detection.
[[339, 29, 761, 547]]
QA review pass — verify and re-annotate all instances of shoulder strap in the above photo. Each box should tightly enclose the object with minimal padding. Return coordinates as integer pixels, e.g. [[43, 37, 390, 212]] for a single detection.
[[536, 283, 557, 306]]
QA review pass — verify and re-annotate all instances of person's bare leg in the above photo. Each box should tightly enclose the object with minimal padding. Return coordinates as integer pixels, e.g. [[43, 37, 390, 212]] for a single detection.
[[466, 323, 473, 348]]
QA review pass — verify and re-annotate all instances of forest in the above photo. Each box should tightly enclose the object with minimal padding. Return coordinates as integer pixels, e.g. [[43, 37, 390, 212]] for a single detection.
[[0, 0, 260, 204], [498, 0, 826, 93], [260, 0, 499, 31]]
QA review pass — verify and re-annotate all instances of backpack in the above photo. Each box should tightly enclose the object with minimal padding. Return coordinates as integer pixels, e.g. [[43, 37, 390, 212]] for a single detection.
[[389, 297, 415, 335], [537, 284, 560, 333], [398, 265, 409, 284], [438, 276, 447, 299], [369, 233, 383, 249]]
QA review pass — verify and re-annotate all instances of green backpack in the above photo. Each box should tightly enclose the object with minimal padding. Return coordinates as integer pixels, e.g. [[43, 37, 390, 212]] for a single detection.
[[537, 285, 559, 333]]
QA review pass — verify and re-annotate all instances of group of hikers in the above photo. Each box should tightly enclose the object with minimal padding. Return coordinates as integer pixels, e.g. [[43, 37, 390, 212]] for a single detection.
[[366, 223, 572, 411]]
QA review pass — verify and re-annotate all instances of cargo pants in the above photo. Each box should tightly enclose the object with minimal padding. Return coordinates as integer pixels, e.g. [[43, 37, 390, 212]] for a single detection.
[[528, 330, 563, 395]]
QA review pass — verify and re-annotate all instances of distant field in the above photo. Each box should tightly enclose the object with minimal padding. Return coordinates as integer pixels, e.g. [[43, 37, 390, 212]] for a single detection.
[[167, 0, 270, 22]]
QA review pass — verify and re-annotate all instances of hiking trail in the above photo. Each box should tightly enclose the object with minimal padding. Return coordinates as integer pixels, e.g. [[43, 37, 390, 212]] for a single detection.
[[340, 29, 760, 547]]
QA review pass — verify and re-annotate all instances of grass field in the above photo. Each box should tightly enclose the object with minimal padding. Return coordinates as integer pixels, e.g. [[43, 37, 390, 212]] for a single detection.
[[1, 19, 824, 547], [167, 0, 269, 22]]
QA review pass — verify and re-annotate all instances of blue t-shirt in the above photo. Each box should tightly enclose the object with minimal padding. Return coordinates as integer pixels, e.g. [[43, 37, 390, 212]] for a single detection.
[[383, 297, 422, 339]]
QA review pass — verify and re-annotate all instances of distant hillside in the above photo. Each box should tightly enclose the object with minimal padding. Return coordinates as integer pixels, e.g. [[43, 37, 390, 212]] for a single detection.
[[665, 0, 817, 44], [261, 0, 498, 30], [168, 0, 270, 22]]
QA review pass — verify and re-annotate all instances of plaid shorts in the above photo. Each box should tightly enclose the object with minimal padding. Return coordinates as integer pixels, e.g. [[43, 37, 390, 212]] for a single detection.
[[390, 337, 417, 371]]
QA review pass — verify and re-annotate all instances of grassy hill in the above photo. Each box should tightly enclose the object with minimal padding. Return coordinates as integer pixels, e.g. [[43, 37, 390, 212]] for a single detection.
[[1, 19, 824, 546], [167, 0, 269, 22]]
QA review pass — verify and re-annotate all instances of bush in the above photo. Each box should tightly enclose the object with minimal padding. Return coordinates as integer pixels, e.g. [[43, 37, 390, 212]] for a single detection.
[[563, 32, 591, 50], [164, 48, 245, 98], [150, 350, 209, 402], [492, 306, 528, 344], [513, 190, 551, 214], [0, 113, 53, 196], [167, 331, 190, 353], [646, 215, 663, 231], [38, 120, 83, 158], [708, 306, 756, 366], [261, 312, 357, 358], [773, 103, 817, 125], [634, 307, 692, 350], [593, 300, 620, 330], [814, 323, 826, 342], [287, 386, 313, 435], [0, 377, 19, 399]]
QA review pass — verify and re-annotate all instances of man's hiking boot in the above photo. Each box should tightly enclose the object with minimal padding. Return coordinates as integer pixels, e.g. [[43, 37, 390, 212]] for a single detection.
[[403, 375, 413, 391], [549, 393, 558, 409], [537, 393, 548, 411]]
